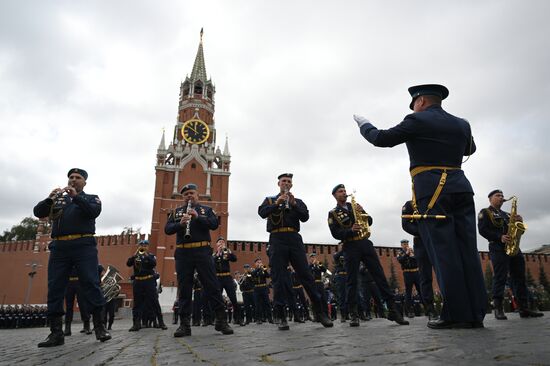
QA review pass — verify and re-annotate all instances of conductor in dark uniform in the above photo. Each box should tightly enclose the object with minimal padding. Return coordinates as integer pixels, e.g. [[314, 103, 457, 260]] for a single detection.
[[33, 168, 111, 347], [213, 236, 244, 326], [258, 173, 333, 330], [328, 184, 408, 327], [126, 239, 158, 331], [165, 183, 233, 337], [402, 200, 438, 320], [354, 84, 487, 329], [478, 189, 543, 319]]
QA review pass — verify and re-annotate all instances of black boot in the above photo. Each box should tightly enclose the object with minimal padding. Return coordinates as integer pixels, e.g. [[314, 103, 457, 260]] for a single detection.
[[387, 302, 409, 325], [129, 317, 141, 332], [174, 316, 191, 337], [92, 310, 111, 342], [294, 309, 304, 323], [107, 319, 113, 330], [157, 314, 168, 330], [519, 308, 544, 318], [81, 319, 93, 335], [349, 306, 360, 327], [214, 308, 234, 335], [494, 299, 508, 320], [192, 317, 201, 326], [38, 317, 64, 348], [312, 302, 333, 328], [277, 307, 289, 331], [340, 310, 348, 323], [63, 319, 72, 336]]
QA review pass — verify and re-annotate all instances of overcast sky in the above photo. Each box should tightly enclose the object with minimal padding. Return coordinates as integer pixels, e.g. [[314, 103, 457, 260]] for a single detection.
[[1, 0, 549, 251]]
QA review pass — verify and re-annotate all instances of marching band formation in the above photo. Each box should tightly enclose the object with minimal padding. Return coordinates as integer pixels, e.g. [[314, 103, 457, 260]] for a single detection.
[[28, 84, 544, 348]]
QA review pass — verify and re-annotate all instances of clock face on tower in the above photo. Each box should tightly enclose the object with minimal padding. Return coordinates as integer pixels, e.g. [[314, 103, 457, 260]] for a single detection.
[[181, 119, 210, 144]]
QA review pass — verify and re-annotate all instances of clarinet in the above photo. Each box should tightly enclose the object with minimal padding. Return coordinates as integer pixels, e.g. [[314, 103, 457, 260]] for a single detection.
[[184, 200, 192, 239]]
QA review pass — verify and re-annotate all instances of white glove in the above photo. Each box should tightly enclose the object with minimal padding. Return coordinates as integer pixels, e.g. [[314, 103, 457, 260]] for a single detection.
[[353, 114, 371, 128]]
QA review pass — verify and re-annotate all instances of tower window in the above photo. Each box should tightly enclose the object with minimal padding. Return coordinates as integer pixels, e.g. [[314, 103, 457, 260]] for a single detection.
[[191, 163, 196, 169]]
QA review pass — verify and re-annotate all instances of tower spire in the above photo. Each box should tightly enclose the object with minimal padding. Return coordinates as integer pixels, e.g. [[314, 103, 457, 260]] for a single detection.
[[190, 28, 207, 82]]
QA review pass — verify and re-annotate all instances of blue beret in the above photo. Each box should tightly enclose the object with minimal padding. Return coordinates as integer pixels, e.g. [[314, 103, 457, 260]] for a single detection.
[[138, 240, 149, 246], [332, 184, 345, 194], [244, 264, 250, 268], [400, 239, 409, 244], [217, 236, 225, 241], [67, 168, 88, 180], [309, 252, 317, 257], [278, 173, 293, 180], [408, 84, 449, 110], [488, 189, 503, 198], [254, 257, 262, 263], [180, 183, 198, 194]]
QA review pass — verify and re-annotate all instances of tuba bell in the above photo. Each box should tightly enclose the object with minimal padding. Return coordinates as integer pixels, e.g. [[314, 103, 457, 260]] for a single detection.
[[101, 265, 124, 303]]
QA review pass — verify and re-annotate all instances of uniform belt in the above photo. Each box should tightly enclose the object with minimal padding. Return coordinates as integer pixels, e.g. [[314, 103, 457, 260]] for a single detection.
[[410, 165, 460, 178], [292, 285, 303, 289], [409, 166, 460, 220], [255, 283, 267, 287], [242, 290, 254, 293], [403, 268, 419, 273], [69, 277, 79, 281], [194, 288, 202, 291], [337, 272, 347, 275], [271, 227, 297, 233], [53, 234, 94, 241], [216, 272, 231, 277], [135, 275, 154, 280], [315, 280, 322, 283], [176, 241, 210, 249]]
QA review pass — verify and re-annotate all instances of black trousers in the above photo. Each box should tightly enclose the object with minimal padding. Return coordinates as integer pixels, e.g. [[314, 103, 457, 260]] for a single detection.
[[254, 286, 271, 320], [417, 193, 487, 323], [343, 239, 393, 309], [242, 291, 255, 321], [413, 236, 435, 306], [489, 243, 528, 308], [132, 278, 157, 318], [64, 280, 90, 322], [47, 239, 105, 317], [334, 274, 348, 314], [217, 275, 241, 318], [268, 232, 322, 308], [174, 246, 225, 317], [403, 271, 422, 309]]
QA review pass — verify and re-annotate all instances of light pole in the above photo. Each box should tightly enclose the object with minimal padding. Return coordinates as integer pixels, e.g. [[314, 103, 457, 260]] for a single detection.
[[25, 261, 43, 304]]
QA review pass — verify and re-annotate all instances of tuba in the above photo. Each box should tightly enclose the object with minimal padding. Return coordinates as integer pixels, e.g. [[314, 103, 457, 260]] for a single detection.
[[350, 192, 371, 239], [504, 196, 527, 257], [101, 265, 124, 303]]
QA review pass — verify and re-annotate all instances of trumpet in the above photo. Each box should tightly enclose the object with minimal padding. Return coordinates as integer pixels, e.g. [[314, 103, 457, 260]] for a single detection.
[[184, 199, 192, 240], [136, 247, 147, 256]]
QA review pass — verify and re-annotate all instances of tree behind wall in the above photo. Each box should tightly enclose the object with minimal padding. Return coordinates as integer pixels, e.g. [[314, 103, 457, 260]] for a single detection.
[[0, 217, 39, 242]]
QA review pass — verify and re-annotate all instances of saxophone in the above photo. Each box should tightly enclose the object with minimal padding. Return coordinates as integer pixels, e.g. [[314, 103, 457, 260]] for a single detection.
[[504, 196, 527, 257], [350, 193, 371, 239]]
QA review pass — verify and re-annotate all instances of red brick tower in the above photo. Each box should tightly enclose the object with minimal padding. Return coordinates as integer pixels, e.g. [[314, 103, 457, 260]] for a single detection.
[[149, 30, 231, 286]]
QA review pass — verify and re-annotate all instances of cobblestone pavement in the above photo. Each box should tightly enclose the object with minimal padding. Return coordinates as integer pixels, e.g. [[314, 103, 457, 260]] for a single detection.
[[1, 312, 548, 366]]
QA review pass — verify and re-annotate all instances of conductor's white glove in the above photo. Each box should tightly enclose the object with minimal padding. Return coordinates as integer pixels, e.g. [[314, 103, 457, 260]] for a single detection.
[[353, 114, 371, 128]]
